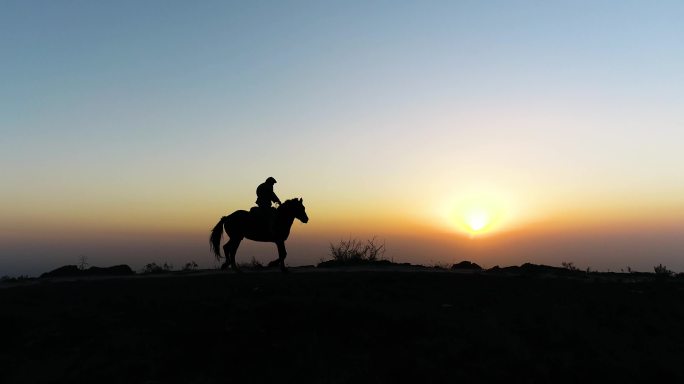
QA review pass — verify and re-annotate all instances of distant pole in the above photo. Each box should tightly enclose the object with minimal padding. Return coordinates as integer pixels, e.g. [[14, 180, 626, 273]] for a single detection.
[[78, 255, 89, 270]]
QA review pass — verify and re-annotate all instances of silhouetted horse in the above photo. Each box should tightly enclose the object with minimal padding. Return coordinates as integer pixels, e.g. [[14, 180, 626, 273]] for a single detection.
[[210, 198, 309, 272]]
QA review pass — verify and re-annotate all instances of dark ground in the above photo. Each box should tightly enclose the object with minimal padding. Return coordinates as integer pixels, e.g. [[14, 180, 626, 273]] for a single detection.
[[2, 268, 684, 383]]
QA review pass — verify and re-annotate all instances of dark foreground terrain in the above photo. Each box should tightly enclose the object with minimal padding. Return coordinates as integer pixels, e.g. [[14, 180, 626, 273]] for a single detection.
[[2, 269, 684, 383]]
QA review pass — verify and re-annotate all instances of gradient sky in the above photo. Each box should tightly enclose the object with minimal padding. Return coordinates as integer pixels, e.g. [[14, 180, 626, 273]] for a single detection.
[[2, 1, 684, 276]]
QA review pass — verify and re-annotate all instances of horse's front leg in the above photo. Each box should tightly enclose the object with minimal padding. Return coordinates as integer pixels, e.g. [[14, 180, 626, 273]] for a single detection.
[[276, 241, 288, 273]]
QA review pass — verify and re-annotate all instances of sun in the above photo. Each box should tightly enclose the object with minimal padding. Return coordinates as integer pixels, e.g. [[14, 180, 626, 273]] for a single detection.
[[465, 210, 490, 232], [444, 196, 506, 237]]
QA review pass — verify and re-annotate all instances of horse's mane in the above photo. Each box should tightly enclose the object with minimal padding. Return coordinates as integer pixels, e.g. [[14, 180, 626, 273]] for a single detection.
[[278, 198, 302, 210]]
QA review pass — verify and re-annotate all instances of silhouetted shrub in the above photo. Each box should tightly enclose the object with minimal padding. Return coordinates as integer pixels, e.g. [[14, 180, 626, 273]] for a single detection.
[[141, 262, 173, 274], [562, 262, 579, 272], [182, 261, 199, 271], [238, 257, 264, 270], [318, 237, 390, 268], [1, 275, 31, 283], [432, 262, 451, 270], [654, 264, 674, 277], [329, 236, 386, 262]]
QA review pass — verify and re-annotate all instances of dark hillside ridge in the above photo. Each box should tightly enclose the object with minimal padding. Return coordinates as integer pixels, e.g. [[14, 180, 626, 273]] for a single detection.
[[40, 264, 134, 278]]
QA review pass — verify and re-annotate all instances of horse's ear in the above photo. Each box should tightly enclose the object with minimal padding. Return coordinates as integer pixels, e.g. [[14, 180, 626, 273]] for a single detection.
[[299, 198, 303, 203]]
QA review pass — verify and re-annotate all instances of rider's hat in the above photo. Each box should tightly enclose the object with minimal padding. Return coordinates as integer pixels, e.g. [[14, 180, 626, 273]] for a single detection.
[[266, 177, 277, 184]]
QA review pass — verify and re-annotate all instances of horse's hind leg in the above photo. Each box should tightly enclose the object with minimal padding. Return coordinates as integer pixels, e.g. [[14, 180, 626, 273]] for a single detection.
[[225, 237, 243, 273], [221, 242, 231, 270]]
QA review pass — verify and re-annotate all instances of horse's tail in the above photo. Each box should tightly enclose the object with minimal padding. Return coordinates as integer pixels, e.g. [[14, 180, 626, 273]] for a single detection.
[[209, 216, 227, 261]]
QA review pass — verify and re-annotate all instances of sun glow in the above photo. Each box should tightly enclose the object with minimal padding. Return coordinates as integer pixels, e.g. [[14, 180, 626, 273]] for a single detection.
[[440, 194, 511, 237], [465, 210, 490, 232]]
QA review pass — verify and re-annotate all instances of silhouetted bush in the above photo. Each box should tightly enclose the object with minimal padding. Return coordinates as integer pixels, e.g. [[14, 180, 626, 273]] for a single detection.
[[432, 262, 451, 270], [318, 237, 391, 268], [142, 263, 161, 274], [141, 262, 173, 274], [1, 275, 31, 283], [238, 257, 264, 270], [182, 261, 199, 271], [562, 262, 579, 272], [329, 236, 386, 262], [654, 264, 674, 277]]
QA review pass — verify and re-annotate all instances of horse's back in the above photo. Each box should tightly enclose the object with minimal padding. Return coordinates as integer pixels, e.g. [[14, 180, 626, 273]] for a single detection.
[[225, 208, 275, 241], [229, 209, 250, 217], [224, 210, 254, 237]]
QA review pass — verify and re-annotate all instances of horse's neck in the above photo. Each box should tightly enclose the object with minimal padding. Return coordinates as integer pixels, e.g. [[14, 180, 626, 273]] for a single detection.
[[274, 209, 295, 235]]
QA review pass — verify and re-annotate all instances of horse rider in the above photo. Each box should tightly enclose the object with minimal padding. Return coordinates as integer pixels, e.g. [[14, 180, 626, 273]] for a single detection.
[[256, 177, 281, 221]]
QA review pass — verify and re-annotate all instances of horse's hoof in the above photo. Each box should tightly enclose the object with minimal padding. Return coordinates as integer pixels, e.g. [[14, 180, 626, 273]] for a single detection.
[[267, 259, 280, 268], [220, 262, 229, 270]]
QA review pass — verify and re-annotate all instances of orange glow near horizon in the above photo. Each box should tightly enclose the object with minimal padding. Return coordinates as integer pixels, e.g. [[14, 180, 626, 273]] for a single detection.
[[434, 192, 514, 238]]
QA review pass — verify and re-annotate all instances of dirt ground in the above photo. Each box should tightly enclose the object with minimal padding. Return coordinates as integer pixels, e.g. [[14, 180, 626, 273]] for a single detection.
[[2, 268, 684, 383]]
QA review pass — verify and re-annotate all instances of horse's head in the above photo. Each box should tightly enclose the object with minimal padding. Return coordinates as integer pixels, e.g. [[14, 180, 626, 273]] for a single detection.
[[281, 198, 308, 223]]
